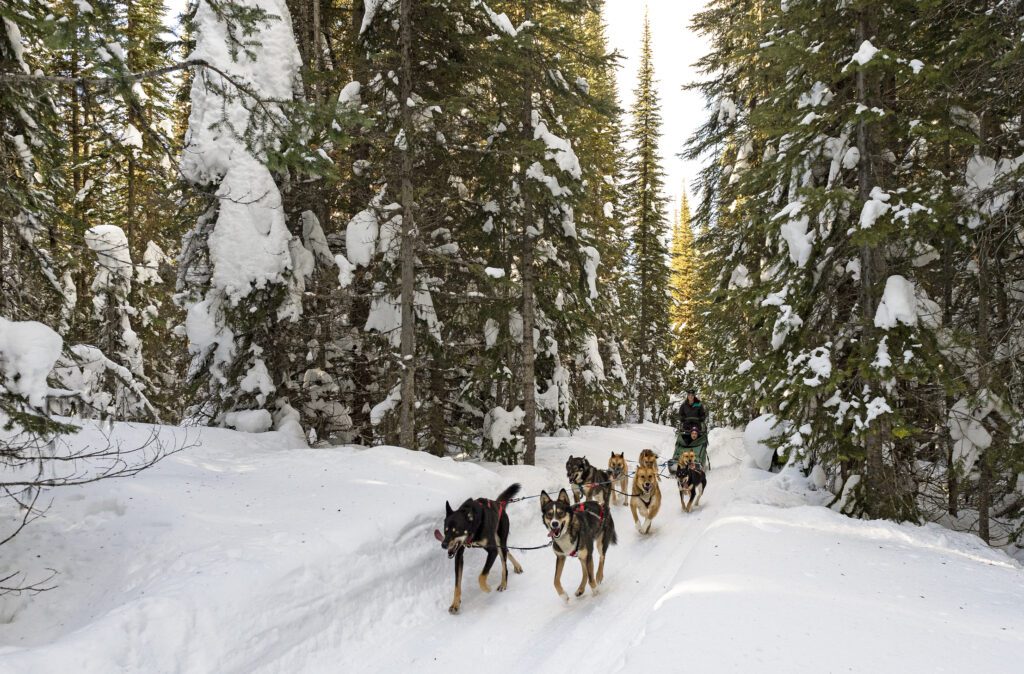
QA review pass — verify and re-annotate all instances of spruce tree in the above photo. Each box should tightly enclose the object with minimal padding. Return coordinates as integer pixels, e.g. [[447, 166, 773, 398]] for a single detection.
[[669, 189, 701, 370], [690, 0, 1024, 537], [622, 13, 672, 422]]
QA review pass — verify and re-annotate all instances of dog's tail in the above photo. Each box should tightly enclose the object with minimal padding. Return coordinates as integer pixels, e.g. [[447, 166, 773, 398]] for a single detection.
[[496, 483, 521, 504]]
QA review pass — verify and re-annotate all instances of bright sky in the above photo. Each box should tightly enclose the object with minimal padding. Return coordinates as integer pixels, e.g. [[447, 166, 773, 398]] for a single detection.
[[602, 0, 710, 218]]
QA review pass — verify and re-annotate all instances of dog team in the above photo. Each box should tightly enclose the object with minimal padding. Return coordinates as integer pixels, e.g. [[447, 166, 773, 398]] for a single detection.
[[436, 449, 707, 613]]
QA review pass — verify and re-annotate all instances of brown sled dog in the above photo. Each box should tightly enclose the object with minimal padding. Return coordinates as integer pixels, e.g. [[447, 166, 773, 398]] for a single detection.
[[638, 448, 659, 471], [607, 452, 629, 506], [630, 464, 662, 535]]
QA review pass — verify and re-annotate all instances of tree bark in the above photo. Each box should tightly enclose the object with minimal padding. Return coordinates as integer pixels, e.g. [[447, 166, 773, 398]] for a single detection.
[[941, 234, 957, 517], [855, 13, 889, 515], [977, 226, 992, 543], [397, 0, 417, 449], [520, 1, 537, 465]]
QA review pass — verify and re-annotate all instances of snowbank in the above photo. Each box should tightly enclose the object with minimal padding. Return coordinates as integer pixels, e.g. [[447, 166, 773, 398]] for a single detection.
[[743, 413, 783, 469]]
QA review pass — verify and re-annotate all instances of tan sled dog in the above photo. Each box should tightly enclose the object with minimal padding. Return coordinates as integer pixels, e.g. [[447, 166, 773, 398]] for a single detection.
[[638, 448, 659, 471], [607, 452, 629, 505], [630, 464, 662, 535]]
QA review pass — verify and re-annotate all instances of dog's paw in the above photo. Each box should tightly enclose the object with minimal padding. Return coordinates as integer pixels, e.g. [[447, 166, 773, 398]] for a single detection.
[[497, 583, 507, 592], [448, 604, 460, 615], [575, 587, 586, 598], [478, 577, 492, 593], [559, 592, 570, 604]]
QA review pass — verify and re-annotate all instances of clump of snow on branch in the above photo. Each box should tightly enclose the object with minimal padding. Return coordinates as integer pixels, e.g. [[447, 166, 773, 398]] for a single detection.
[[874, 275, 919, 329], [0, 318, 63, 408]]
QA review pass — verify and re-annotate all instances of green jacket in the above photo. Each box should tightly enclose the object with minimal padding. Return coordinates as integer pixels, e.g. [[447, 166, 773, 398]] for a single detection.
[[673, 432, 708, 463]]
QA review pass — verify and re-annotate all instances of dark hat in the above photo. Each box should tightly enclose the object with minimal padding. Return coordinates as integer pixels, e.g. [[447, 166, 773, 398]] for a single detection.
[[687, 389, 697, 395]]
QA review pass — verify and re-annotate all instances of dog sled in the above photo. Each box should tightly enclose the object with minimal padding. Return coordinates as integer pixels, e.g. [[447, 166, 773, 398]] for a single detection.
[[670, 426, 709, 473]]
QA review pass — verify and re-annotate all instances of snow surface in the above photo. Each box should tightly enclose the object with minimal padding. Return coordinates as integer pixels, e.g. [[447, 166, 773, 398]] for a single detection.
[[1, 423, 1022, 673], [874, 275, 919, 329], [859, 185, 891, 229], [0, 318, 63, 408], [743, 414, 783, 470], [851, 40, 879, 66]]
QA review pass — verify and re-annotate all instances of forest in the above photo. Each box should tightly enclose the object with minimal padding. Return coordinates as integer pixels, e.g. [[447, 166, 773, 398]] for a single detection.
[[2, 0, 1023, 562]]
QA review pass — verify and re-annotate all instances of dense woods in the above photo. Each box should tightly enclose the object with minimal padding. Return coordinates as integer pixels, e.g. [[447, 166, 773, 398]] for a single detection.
[[1, 0, 677, 470], [689, 0, 1024, 544], [3, 0, 1024, 552]]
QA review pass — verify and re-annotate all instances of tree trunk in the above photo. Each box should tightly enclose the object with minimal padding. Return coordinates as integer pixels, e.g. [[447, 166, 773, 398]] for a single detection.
[[941, 227, 957, 516], [977, 226, 992, 543], [428, 358, 445, 456], [520, 1, 537, 465], [397, 0, 417, 449]]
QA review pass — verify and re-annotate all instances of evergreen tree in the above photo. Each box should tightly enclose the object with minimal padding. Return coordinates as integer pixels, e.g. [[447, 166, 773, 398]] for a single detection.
[[177, 0, 310, 432], [622, 13, 672, 422], [690, 0, 1024, 539], [669, 189, 701, 369]]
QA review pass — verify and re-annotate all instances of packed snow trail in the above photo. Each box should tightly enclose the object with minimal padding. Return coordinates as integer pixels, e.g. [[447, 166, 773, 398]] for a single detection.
[[319, 424, 742, 673], [1, 422, 1022, 673]]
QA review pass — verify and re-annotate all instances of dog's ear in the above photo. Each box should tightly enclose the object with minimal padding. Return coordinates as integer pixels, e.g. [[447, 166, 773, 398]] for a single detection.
[[445, 501, 453, 517], [557, 488, 570, 504], [540, 490, 551, 506]]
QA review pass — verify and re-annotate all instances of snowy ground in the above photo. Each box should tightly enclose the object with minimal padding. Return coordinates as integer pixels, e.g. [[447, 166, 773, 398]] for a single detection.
[[1, 422, 1022, 673]]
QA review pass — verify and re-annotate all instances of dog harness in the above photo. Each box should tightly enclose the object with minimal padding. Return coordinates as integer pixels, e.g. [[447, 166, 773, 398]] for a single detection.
[[464, 498, 507, 547], [568, 503, 605, 558]]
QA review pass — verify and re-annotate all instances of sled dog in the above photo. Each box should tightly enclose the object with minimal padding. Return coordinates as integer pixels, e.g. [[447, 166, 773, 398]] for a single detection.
[[630, 464, 662, 534], [565, 455, 612, 506], [540, 488, 618, 602], [638, 448, 660, 471], [436, 483, 523, 614], [676, 452, 707, 513], [607, 452, 629, 506]]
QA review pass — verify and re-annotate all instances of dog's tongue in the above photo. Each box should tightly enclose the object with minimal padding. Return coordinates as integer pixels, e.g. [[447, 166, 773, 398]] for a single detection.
[[547, 529, 558, 539], [433, 529, 443, 542]]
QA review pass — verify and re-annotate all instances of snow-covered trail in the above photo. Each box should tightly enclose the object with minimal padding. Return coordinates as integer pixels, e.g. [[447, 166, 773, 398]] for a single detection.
[[305, 424, 743, 673], [3, 422, 1022, 673]]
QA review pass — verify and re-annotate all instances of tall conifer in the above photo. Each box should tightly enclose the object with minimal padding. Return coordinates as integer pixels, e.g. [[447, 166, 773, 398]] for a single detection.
[[622, 13, 672, 421]]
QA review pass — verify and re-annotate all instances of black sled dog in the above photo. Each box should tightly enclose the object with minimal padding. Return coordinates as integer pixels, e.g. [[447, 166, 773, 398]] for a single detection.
[[565, 455, 613, 506], [435, 483, 523, 614], [540, 488, 617, 602], [676, 453, 707, 513]]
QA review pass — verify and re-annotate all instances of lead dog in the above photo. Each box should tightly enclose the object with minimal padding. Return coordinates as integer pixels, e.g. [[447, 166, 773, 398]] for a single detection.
[[436, 483, 523, 614], [565, 455, 612, 506], [607, 452, 629, 506], [676, 451, 707, 513], [630, 464, 662, 534], [540, 488, 617, 602]]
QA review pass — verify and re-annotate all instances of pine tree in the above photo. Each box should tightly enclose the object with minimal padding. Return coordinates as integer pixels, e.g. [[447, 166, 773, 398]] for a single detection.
[[669, 189, 701, 369], [563, 2, 632, 427], [622, 13, 672, 422], [690, 0, 1024, 538], [177, 0, 308, 431], [0, 0, 69, 329]]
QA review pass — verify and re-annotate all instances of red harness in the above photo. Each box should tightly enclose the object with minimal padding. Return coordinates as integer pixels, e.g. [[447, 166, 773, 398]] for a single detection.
[[569, 503, 604, 557], [465, 498, 507, 547]]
